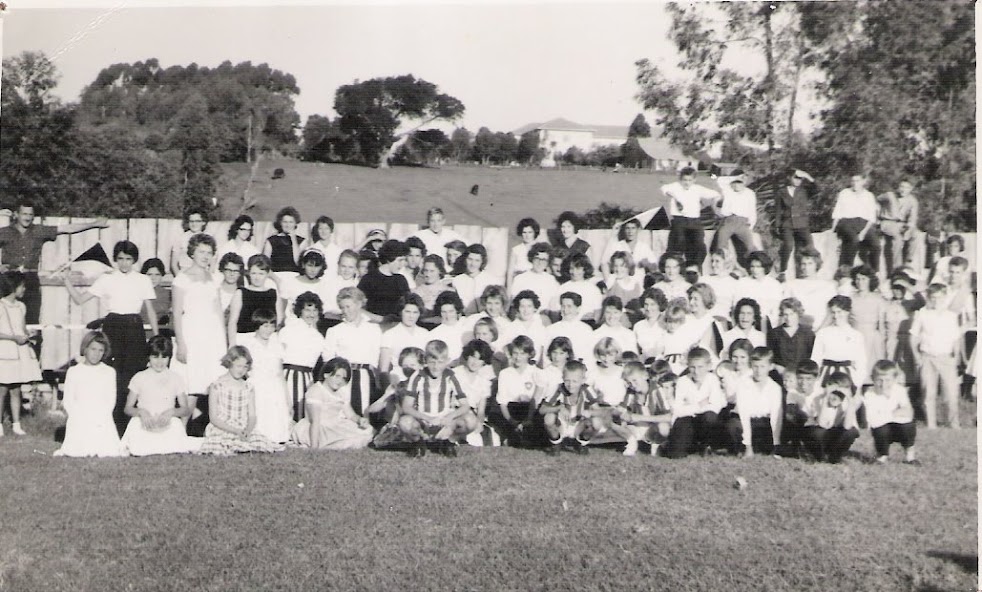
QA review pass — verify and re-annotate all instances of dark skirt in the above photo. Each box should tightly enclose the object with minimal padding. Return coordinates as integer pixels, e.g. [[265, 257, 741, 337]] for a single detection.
[[101, 313, 149, 435]]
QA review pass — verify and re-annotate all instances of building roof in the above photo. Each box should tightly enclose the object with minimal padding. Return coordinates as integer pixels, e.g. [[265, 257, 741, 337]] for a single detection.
[[636, 136, 689, 161], [511, 118, 626, 137]]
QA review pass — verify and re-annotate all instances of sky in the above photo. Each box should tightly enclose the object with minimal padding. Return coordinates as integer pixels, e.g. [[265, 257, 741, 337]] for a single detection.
[[2, 1, 698, 134]]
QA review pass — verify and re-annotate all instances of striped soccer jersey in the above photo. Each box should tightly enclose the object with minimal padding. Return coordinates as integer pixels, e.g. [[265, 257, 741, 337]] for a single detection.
[[406, 368, 467, 416]]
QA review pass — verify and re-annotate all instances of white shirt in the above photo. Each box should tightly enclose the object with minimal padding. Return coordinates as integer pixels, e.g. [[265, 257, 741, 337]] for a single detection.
[[653, 280, 691, 304], [910, 308, 961, 357], [398, 268, 417, 291], [453, 365, 494, 410], [703, 274, 738, 318], [783, 278, 837, 328], [554, 280, 603, 321], [278, 322, 325, 368], [320, 276, 358, 314], [215, 239, 260, 271], [721, 327, 766, 355], [716, 176, 758, 226], [735, 376, 783, 449], [832, 188, 878, 221], [304, 241, 343, 275], [88, 271, 155, 315], [323, 317, 382, 366], [428, 322, 468, 361], [593, 324, 638, 357], [545, 319, 597, 365], [672, 374, 726, 420], [511, 271, 560, 312], [735, 276, 784, 326], [590, 367, 627, 406], [862, 383, 914, 429], [811, 325, 868, 384], [280, 276, 334, 322], [661, 181, 721, 218], [412, 227, 464, 266], [380, 323, 432, 361], [496, 365, 541, 405], [505, 317, 550, 361], [536, 365, 564, 405], [452, 271, 495, 315], [634, 318, 667, 361], [602, 239, 656, 278], [510, 243, 533, 276]]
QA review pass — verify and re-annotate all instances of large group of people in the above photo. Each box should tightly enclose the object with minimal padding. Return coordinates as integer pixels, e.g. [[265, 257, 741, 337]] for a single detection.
[[0, 169, 974, 462]]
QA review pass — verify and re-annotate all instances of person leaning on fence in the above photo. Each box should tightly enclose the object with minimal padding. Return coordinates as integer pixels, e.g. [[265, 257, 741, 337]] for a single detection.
[[63, 240, 158, 437], [773, 169, 816, 278], [603, 218, 656, 282], [263, 206, 304, 277], [411, 207, 464, 268], [215, 214, 260, 273], [0, 199, 108, 325], [831, 174, 881, 271], [661, 167, 721, 269]]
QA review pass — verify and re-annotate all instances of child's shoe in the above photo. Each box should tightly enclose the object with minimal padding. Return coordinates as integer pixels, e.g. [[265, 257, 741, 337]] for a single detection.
[[11, 422, 25, 436], [622, 437, 638, 457], [408, 441, 426, 458], [650, 443, 660, 457], [545, 440, 562, 456], [440, 441, 458, 458], [875, 455, 889, 464], [574, 440, 590, 455]]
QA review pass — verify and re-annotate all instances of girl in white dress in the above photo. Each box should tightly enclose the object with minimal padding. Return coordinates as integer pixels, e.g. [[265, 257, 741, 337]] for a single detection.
[[653, 252, 691, 304], [120, 336, 202, 456], [54, 332, 123, 457], [279, 292, 326, 422], [812, 295, 869, 387], [237, 309, 291, 444], [172, 234, 227, 429], [0, 272, 42, 437], [511, 243, 560, 315], [291, 357, 373, 450]]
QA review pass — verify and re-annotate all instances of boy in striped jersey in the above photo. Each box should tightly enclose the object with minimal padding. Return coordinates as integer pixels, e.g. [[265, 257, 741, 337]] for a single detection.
[[538, 360, 595, 455], [617, 361, 674, 457], [397, 340, 476, 457]]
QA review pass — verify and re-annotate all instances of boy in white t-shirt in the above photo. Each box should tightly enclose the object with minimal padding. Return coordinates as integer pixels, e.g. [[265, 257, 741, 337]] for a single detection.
[[862, 360, 918, 464], [726, 347, 783, 457], [910, 283, 964, 428], [660, 348, 725, 458]]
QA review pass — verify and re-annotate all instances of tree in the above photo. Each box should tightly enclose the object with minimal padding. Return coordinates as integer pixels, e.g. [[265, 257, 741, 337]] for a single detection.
[[802, 0, 976, 231], [621, 138, 652, 169], [169, 92, 222, 213], [1, 51, 59, 110], [471, 127, 497, 165], [446, 127, 472, 162], [492, 132, 518, 164], [635, 3, 809, 163], [627, 113, 651, 138], [562, 146, 586, 166], [584, 145, 621, 167], [300, 114, 339, 163], [516, 131, 545, 165], [333, 75, 464, 167]]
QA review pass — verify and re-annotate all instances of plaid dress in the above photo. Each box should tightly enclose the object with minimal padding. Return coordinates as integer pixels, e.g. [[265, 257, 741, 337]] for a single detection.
[[198, 378, 284, 455]]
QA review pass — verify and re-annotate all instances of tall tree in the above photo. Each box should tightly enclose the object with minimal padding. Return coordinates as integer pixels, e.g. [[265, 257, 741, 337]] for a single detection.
[[627, 113, 651, 138], [446, 127, 472, 162], [169, 92, 222, 213], [516, 130, 545, 165], [471, 127, 497, 165], [333, 75, 464, 167]]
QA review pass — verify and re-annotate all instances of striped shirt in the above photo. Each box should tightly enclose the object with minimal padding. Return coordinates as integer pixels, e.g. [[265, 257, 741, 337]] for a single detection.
[[406, 368, 467, 416], [542, 383, 597, 422]]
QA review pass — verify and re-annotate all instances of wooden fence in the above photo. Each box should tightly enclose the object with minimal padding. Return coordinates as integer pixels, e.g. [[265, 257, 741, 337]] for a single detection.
[[0, 214, 974, 371]]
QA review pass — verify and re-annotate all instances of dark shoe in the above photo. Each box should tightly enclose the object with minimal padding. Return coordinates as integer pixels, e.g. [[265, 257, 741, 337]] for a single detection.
[[407, 441, 426, 458], [574, 440, 589, 455], [442, 441, 458, 458]]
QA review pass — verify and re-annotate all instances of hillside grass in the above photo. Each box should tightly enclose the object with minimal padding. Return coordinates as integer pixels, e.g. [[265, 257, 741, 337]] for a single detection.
[[0, 408, 977, 592], [215, 161, 675, 229]]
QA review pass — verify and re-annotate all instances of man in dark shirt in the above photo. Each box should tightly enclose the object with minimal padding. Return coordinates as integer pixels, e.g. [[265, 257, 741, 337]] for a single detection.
[[358, 240, 411, 322], [0, 200, 107, 324], [774, 169, 817, 278]]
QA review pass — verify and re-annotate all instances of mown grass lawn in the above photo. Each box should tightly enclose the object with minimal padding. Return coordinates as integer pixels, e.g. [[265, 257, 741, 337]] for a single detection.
[[1, 409, 977, 592], [216, 162, 675, 229]]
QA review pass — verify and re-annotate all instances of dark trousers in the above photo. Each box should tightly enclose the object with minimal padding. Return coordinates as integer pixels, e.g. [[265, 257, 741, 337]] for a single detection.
[[712, 216, 755, 268], [668, 217, 707, 267], [24, 272, 41, 325], [836, 218, 881, 269], [882, 234, 913, 276], [663, 411, 720, 458], [778, 226, 813, 273], [724, 416, 774, 454], [487, 401, 544, 447], [102, 313, 149, 437], [871, 422, 916, 457], [802, 426, 859, 463], [781, 407, 809, 448]]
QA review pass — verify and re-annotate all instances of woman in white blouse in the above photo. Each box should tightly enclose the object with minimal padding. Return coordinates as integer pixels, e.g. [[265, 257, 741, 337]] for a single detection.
[[509, 218, 541, 281]]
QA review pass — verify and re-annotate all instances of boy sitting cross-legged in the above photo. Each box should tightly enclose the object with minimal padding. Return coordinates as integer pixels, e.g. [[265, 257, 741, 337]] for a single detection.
[[617, 361, 674, 457], [397, 340, 477, 457], [539, 360, 595, 455], [660, 347, 726, 459]]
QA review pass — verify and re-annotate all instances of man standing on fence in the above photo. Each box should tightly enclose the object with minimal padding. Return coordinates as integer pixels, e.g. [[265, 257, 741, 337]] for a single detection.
[[661, 167, 720, 268], [0, 200, 108, 325]]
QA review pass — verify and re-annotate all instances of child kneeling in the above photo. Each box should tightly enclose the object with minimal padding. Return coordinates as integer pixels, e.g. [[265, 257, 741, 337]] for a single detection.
[[801, 372, 860, 464], [539, 360, 595, 455], [397, 340, 476, 457], [616, 361, 674, 456], [863, 359, 918, 465]]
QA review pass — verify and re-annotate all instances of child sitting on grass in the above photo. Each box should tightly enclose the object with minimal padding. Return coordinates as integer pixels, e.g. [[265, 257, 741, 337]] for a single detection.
[[863, 360, 918, 465], [590, 337, 627, 406], [54, 332, 123, 458], [453, 340, 496, 445], [120, 335, 201, 456], [198, 346, 284, 455], [491, 335, 544, 447], [800, 371, 860, 464], [539, 360, 594, 455], [728, 347, 783, 457], [780, 360, 822, 457], [291, 357, 373, 450], [397, 340, 476, 457], [661, 347, 725, 459], [617, 361, 673, 457]]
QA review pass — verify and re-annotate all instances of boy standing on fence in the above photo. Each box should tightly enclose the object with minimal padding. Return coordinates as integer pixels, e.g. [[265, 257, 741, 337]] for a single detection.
[[0, 200, 108, 325]]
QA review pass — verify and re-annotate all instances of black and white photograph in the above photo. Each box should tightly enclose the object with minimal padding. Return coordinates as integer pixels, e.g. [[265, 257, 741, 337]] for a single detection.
[[0, 0, 977, 590]]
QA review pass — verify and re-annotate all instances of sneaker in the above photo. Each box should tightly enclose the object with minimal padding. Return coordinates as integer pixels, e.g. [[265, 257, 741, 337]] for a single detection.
[[11, 422, 25, 436], [650, 443, 660, 457], [875, 455, 889, 464], [622, 437, 638, 457], [575, 440, 590, 455], [441, 441, 458, 458]]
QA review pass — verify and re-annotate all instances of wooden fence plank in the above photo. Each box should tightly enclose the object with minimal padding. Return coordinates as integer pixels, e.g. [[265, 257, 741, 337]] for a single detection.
[[128, 219, 159, 267], [581, 229, 612, 271], [481, 226, 509, 286], [99, 219, 129, 267], [333, 223, 358, 251], [252, 221, 276, 250], [388, 223, 420, 242], [453, 225, 484, 247], [157, 219, 186, 275], [208, 221, 233, 250], [40, 286, 70, 370], [352, 222, 387, 252], [69, 218, 102, 357], [39, 217, 71, 273]]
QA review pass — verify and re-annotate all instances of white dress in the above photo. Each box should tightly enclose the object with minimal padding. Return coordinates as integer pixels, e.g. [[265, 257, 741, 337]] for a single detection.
[[120, 368, 202, 456], [54, 363, 123, 457], [0, 298, 42, 384], [239, 333, 291, 443], [172, 272, 227, 394]]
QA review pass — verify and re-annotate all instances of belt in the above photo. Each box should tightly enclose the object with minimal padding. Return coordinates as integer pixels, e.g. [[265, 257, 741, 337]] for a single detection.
[[283, 364, 313, 372], [821, 359, 852, 375]]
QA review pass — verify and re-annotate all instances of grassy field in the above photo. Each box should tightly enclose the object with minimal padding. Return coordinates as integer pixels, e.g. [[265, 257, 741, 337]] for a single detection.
[[215, 161, 675, 229], [1, 408, 977, 592]]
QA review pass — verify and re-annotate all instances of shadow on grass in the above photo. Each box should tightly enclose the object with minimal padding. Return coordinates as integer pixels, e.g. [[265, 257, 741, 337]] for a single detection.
[[925, 551, 978, 574]]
